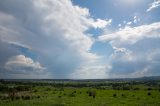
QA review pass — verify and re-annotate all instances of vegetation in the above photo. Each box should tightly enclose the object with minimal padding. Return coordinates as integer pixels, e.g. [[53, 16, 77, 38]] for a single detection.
[[0, 79, 160, 106]]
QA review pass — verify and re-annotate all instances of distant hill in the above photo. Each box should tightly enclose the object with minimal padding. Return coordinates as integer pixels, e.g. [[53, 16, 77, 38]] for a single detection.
[[137, 76, 160, 81], [2, 76, 160, 83]]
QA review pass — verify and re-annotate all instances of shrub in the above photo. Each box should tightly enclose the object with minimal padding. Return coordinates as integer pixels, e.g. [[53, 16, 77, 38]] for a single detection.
[[15, 95, 21, 100], [92, 93, 96, 98], [87, 90, 96, 98], [21, 95, 24, 99], [0, 95, 2, 100], [22, 95, 31, 100], [133, 88, 140, 90], [121, 94, 125, 97], [60, 88, 64, 91], [46, 88, 51, 91], [8, 88, 16, 101], [33, 90, 38, 92], [147, 92, 151, 96], [137, 97, 140, 100], [147, 88, 153, 90], [69, 93, 76, 97], [37, 95, 40, 98], [122, 86, 130, 90], [0, 85, 8, 92], [113, 94, 116, 97], [15, 85, 31, 91], [0, 94, 9, 100]]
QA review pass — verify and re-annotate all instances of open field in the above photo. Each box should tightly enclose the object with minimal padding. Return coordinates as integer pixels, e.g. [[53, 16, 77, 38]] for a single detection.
[[0, 78, 160, 106]]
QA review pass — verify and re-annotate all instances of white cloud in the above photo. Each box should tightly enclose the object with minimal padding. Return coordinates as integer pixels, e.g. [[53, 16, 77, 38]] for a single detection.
[[126, 21, 132, 25], [113, 47, 132, 56], [117, 16, 140, 29], [99, 22, 160, 78], [133, 16, 140, 24], [91, 19, 112, 29], [147, 0, 160, 12], [99, 22, 160, 45], [118, 24, 122, 27], [107, 46, 160, 78], [5, 55, 45, 71], [4, 55, 50, 79], [0, 0, 111, 78]]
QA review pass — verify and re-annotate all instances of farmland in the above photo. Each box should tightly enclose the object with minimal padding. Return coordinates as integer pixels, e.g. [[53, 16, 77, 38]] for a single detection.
[[0, 77, 160, 106]]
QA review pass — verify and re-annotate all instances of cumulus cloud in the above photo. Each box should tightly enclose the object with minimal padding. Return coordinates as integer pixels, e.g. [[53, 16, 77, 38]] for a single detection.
[[117, 16, 140, 30], [126, 21, 132, 25], [91, 19, 112, 29], [109, 42, 160, 78], [99, 22, 160, 78], [0, 0, 110, 78], [5, 55, 46, 72], [99, 22, 160, 45], [133, 16, 140, 24], [118, 24, 122, 27], [4, 55, 49, 79], [147, 0, 160, 12]]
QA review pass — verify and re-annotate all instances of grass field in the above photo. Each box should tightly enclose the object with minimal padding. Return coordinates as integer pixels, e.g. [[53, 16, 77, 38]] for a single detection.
[[0, 80, 160, 106]]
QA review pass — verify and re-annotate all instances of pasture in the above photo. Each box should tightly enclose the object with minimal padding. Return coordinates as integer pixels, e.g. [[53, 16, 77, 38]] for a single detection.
[[0, 79, 160, 106]]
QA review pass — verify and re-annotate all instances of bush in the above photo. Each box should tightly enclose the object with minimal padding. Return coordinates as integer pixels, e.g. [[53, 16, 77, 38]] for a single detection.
[[15, 85, 31, 91], [33, 90, 38, 92], [122, 86, 130, 90], [37, 95, 40, 98], [87, 90, 96, 98], [147, 92, 151, 96], [8, 88, 16, 101], [113, 94, 116, 97], [86, 91, 89, 94], [133, 88, 140, 90], [0, 85, 8, 92], [15, 95, 21, 100], [60, 88, 64, 91], [147, 88, 153, 90], [0, 94, 9, 100], [121, 94, 125, 97], [46, 88, 51, 91], [22, 95, 31, 100], [0, 95, 2, 100], [69, 93, 76, 97]]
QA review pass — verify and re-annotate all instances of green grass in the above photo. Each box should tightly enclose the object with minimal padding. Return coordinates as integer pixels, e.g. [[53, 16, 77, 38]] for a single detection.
[[0, 86, 160, 106]]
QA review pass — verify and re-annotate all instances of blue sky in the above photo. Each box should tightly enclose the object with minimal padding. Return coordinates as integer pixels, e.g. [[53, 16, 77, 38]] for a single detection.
[[0, 0, 160, 79]]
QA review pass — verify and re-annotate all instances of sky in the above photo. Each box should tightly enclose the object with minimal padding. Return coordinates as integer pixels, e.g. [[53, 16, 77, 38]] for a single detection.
[[0, 0, 160, 79]]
